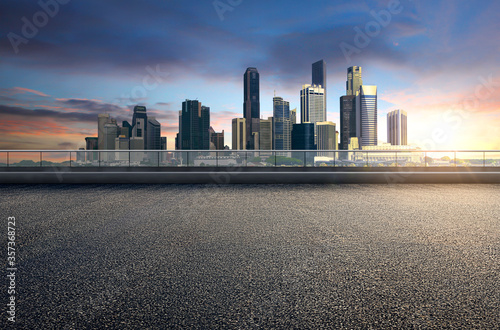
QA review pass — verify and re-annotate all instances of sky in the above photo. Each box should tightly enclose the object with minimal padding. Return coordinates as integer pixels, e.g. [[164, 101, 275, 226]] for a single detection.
[[1, 0, 499, 150]]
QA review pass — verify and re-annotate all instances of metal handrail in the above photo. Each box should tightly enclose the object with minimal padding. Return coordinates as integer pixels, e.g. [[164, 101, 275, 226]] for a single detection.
[[1, 150, 499, 168], [1, 150, 500, 152]]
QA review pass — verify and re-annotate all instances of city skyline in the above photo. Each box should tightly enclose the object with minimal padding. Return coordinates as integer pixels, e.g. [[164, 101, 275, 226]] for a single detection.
[[1, 0, 499, 150]]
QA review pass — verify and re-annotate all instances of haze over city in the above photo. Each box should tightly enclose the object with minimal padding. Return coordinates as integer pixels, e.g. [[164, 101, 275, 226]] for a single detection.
[[1, 0, 499, 150]]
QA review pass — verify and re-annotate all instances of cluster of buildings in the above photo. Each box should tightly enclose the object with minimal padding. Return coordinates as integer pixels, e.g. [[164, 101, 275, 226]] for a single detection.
[[84, 106, 167, 160], [85, 63, 409, 160], [228, 63, 408, 155]]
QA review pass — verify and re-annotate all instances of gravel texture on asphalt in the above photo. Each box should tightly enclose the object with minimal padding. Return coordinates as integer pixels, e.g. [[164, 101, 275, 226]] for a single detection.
[[1, 184, 499, 329]]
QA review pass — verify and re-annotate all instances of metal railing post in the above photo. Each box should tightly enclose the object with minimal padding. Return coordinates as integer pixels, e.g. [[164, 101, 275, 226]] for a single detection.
[[454, 151, 457, 167], [129, 151, 131, 167], [70, 152, 72, 167], [425, 152, 428, 167], [216, 151, 219, 167], [303, 151, 306, 167], [157, 151, 160, 167], [99, 151, 101, 167], [395, 151, 398, 167], [40, 151, 42, 167], [274, 151, 277, 167], [7, 152, 9, 167], [484, 152, 486, 167], [187, 151, 190, 167]]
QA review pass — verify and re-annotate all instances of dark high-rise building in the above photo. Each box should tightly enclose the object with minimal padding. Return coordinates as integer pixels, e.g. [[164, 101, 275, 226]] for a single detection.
[[209, 127, 225, 150], [201, 106, 211, 150], [179, 100, 210, 150], [97, 114, 110, 150], [312, 60, 326, 110], [243, 67, 260, 149], [292, 123, 316, 150], [147, 117, 161, 150], [347, 66, 363, 96], [85, 137, 98, 162], [122, 121, 132, 138], [132, 106, 148, 149], [340, 95, 356, 150]]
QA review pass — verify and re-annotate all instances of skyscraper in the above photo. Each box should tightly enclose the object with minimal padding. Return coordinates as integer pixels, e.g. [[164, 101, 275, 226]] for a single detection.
[[347, 66, 363, 96], [340, 95, 356, 150], [132, 106, 148, 149], [232, 118, 246, 150], [179, 100, 210, 150], [356, 85, 378, 147], [316, 121, 337, 151], [243, 67, 260, 149], [103, 121, 118, 150], [292, 123, 316, 150], [387, 110, 408, 145], [290, 108, 297, 125], [200, 106, 211, 150], [300, 84, 326, 144], [273, 96, 291, 151], [259, 117, 273, 150], [146, 117, 161, 150], [98, 114, 110, 150], [85, 137, 98, 162], [312, 60, 326, 110]]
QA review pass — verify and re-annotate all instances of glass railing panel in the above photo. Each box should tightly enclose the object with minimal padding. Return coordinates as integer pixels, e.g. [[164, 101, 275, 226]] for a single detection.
[[484, 152, 500, 167], [303, 151, 317, 167], [314, 151, 335, 167], [455, 152, 485, 167], [425, 151, 456, 167], [0, 152, 7, 167], [399, 151, 426, 167], [216, 151, 247, 167], [365, 151, 398, 167], [190, 151, 218, 167], [273, 151, 302, 167], [127, 151, 157, 167], [71, 151, 99, 167], [41, 151, 71, 167], [159, 151, 187, 167], [8, 152, 42, 167], [336, 150, 364, 167], [246, 151, 275, 167], [99, 151, 129, 167]]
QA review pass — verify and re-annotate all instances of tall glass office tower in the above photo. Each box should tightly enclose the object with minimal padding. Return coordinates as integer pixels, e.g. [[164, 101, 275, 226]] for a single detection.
[[243, 67, 260, 150], [273, 96, 291, 150], [300, 84, 326, 144], [356, 85, 378, 147], [347, 66, 363, 96], [312, 60, 326, 110], [179, 100, 210, 150]]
